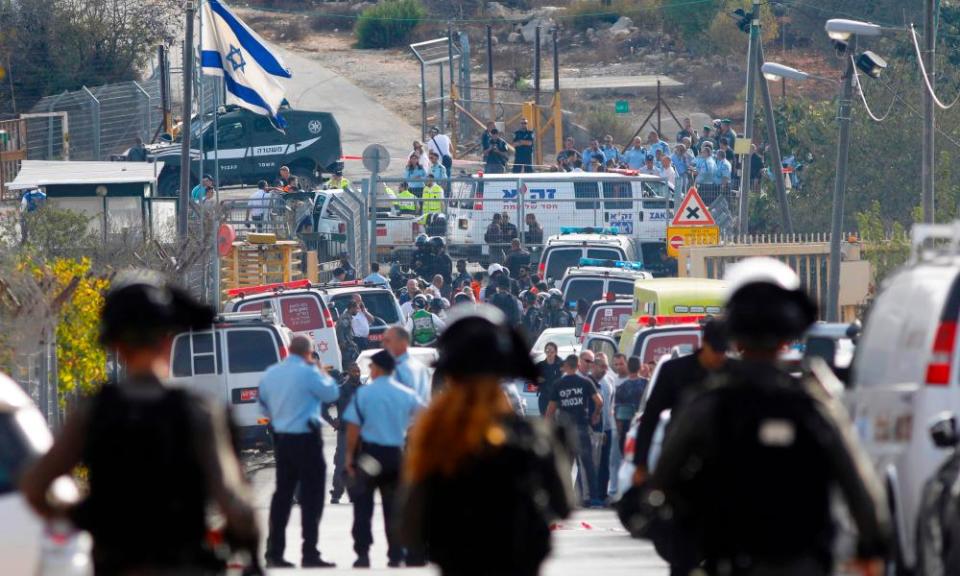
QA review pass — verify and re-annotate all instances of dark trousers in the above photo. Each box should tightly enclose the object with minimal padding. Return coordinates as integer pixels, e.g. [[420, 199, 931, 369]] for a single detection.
[[442, 156, 453, 178], [350, 443, 404, 562], [597, 429, 612, 499], [574, 426, 601, 503], [512, 158, 534, 173], [267, 433, 326, 562], [331, 428, 347, 500], [354, 336, 369, 352]]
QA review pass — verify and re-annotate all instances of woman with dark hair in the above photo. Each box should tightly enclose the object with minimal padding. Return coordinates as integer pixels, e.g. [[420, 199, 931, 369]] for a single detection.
[[536, 341, 563, 416], [400, 306, 574, 575], [21, 271, 261, 576]]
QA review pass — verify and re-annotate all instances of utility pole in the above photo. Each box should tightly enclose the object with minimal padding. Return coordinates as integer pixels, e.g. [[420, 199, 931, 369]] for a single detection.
[[827, 55, 855, 323], [737, 0, 761, 235], [922, 0, 936, 223], [756, 43, 793, 233], [178, 2, 196, 240]]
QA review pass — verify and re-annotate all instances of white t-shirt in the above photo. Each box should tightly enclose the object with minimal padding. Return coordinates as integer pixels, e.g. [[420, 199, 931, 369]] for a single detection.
[[659, 165, 678, 190], [427, 134, 452, 158], [351, 312, 371, 338], [248, 188, 271, 219]]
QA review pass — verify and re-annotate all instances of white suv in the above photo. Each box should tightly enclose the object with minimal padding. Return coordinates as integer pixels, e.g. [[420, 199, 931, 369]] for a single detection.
[[848, 222, 960, 572]]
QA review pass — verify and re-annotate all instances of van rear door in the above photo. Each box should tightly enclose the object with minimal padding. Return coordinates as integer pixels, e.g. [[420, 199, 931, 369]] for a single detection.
[[235, 293, 341, 370], [170, 330, 226, 401], [635, 329, 702, 363], [222, 327, 282, 429]]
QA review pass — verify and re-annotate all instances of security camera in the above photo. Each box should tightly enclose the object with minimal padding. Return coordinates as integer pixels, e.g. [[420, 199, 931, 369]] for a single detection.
[[832, 39, 849, 56]]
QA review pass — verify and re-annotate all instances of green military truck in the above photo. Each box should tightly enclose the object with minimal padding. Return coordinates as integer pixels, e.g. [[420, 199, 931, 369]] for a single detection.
[[150, 105, 342, 196]]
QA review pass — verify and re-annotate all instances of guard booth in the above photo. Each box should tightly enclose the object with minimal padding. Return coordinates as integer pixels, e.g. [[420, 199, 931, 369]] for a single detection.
[[7, 160, 176, 242]]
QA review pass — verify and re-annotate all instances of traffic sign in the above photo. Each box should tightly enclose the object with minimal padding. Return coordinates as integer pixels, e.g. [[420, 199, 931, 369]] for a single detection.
[[362, 144, 390, 173], [615, 100, 629, 114], [672, 187, 716, 226], [666, 225, 720, 258]]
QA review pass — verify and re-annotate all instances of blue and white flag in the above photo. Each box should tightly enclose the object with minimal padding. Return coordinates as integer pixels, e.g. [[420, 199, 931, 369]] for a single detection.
[[201, 0, 292, 127]]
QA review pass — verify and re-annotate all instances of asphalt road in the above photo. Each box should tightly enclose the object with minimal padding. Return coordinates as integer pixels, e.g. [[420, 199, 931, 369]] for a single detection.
[[275, 47, 420, 175], [246, 428, 669, 575]]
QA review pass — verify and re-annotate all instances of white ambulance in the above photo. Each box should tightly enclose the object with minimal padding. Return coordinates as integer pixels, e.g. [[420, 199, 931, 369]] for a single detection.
[[445, 172, 672, 260]]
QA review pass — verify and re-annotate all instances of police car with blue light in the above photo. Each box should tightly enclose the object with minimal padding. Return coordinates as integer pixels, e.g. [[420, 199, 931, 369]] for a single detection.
[[559, 257, 652, 310], [539, 226, 670, 286]]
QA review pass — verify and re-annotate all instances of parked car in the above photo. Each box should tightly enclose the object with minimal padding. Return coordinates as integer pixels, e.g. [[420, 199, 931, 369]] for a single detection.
[[168, 311, 292, 447], [530, 327, 580, 364], [0, 373, 91, 576], [539, 230, 642, 286], [225, 279, 342, 370], [847, 222, 960, 573], [559, 260, 652, 310]]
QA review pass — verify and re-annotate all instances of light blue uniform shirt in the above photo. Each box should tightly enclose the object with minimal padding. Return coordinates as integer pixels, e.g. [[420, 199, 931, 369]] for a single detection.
[[393, 352, 432, 404], [258, 356, 339, 433], [430, 164, 448, 181], [343, 375, 424, 447], [623, 146, 646, 170], [694, 156, 718, 185], [670, 152, 688, 176], [600, 145, 621, 165], [581, 148, 606, 171], [648, 140, 670, 158], [716, 158, 732, 183], [364, 272, 390, 287]]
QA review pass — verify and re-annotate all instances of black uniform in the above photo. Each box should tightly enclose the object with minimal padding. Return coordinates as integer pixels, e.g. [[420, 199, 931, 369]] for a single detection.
[[543, 306, 574, 329], [633, 351, 714, 469], [322, 374, 362, 501], [535, 357, 563, 416], [433, 251, 453, 285], [413, 248, 435, 280], [522, 305, 545, 344], [650, 361, 890, 575], [400, 416, 573, 575]]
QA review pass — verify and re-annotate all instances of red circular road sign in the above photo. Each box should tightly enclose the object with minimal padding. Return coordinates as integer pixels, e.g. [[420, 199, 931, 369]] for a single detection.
[[218, 224, 236, 257], [669, 235, 684, 250]]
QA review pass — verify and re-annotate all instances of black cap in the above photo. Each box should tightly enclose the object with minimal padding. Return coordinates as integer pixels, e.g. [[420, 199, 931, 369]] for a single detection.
[[645, 154, 654, 161], [370, 349, 396, 373], [434, 306, 538, 382], [100, 270, 214, 347]]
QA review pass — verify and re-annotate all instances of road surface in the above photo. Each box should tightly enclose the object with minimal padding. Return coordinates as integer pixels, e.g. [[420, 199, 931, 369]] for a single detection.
[[246, 429, 669, 574], [276, 47, 419, 175]]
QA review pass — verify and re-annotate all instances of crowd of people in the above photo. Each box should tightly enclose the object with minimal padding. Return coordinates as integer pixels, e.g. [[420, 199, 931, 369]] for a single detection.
[[15, 246, 898, 576]]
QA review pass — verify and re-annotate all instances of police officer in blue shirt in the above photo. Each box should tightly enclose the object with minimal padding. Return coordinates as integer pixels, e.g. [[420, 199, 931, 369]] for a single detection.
[[383, 326, 433, 404], [344, 350, 424, 568], [622, 136, 647, 170], [601, 134, 621, 167], [581, 139, 606, 172], [258, 335, 339, 569]]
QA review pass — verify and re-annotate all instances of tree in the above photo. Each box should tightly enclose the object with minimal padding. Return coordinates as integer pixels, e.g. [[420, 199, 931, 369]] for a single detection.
[[0, 0, 181, 113]]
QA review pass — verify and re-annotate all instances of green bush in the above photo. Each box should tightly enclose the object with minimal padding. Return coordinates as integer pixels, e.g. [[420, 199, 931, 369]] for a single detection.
[[584, 106, 635, 149], [565, 0, 621, 33], [662, 0, 719, 46], [354, 0, 426, 49]]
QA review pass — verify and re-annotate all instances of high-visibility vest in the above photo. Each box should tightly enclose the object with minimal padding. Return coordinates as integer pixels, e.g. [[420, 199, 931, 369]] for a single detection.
[[411, 310, 438, 345], [422, 184, 443, 214], [396, 190, 417, 213], [325, 177, 351, 190]]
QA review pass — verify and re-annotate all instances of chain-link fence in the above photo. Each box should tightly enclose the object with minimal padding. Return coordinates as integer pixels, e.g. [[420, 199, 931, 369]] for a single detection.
[[26, 71, 221, 162]]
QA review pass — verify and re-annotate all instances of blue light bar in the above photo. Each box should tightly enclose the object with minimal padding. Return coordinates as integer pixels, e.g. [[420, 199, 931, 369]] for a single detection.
[[560, 226, 620, 235], [578, 257, 644, 271]]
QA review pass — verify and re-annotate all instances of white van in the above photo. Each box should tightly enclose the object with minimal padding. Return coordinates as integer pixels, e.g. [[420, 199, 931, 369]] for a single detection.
[[446, 172, 671, 254], [559, 262, 652, 309], [224, 280, 342, 370], [847, 223, 960, 572], [169, 312, 292, 446], [539, 230, 640, 285]]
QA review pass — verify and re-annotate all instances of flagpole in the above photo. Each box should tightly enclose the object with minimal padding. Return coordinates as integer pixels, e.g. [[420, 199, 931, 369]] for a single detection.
[[177, 2, 196, 240], [197, 6, 206, 188]]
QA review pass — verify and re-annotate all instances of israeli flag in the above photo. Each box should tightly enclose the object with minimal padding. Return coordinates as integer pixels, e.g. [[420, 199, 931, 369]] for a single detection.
[[201, 0, 292, 127]]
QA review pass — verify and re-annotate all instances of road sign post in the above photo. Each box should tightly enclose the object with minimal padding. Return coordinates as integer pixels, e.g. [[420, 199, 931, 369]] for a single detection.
[[362, 144, 391, 268], [667, 187, 720, 258]]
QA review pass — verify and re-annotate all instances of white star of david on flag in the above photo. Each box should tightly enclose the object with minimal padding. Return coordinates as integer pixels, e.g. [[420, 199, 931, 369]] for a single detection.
[[201, 0, 292, 127]]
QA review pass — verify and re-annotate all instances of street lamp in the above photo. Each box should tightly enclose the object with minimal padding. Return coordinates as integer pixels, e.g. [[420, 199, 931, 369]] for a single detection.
[[825, 18, 884, 322], [760, 63, 837, 84]]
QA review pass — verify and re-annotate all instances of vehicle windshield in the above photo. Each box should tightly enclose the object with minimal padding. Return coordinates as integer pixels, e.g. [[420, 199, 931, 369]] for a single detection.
[[331, 292, 400, 324], [532, 329, 578, 353], [641, 180, 670, 198], [564, 279, 604, 307]]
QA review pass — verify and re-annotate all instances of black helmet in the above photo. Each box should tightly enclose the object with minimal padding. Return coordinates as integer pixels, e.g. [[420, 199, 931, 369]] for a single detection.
[[415, 234, 429, 247], [429, 297, 445, 311], [723, 258, 817, 350], [547, 288, 563, 302], [100, 270, 214, 347], [413, 294, 429, 309], [434, 306, 538, 381], [429, 236, 446, 249], [521, 290, 537, 303]]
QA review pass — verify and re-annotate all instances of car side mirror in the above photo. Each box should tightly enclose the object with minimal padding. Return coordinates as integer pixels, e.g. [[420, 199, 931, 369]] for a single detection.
[[930, 412, 960, 448]]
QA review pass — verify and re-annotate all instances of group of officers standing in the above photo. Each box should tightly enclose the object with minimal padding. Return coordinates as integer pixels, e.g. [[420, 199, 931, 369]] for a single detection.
[[18, 256, 893, 576]]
